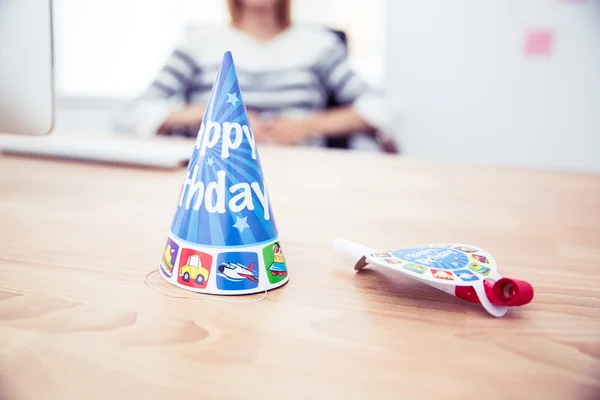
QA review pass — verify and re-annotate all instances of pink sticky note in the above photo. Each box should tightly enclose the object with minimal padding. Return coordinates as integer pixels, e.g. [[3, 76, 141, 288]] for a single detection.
[[525, 29, 555, 57]]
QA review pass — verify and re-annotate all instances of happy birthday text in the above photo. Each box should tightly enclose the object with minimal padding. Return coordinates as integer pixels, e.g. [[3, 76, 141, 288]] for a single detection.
[[404, 248, 455, 266], [178, 166, 270, 219], [194, 120, 256, 160]]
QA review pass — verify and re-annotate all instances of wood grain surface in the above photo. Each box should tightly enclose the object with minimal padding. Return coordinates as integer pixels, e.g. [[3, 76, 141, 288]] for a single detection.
[[0, 146, 599, 400]]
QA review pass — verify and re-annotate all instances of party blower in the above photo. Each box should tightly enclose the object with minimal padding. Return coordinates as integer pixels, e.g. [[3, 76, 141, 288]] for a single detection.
[[333, 239, 534, 317]]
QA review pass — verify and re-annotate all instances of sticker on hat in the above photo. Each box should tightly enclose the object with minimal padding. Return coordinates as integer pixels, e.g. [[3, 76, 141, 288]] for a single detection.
[[158, 51, 289, 295]]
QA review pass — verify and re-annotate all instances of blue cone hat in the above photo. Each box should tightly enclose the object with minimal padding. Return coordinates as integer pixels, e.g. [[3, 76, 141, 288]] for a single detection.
[[158, 51, 288, 295]]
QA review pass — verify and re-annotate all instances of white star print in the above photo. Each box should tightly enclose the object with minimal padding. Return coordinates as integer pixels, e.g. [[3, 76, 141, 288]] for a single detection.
[[207, 157, 215, 166], [226, 92, 239, 106], [233, 216, 249, 233]]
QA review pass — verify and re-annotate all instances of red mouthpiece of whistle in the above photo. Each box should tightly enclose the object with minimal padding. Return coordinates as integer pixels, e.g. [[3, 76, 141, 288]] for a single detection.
[[484, 278, 534, 306], [455, 278, 534, 307]]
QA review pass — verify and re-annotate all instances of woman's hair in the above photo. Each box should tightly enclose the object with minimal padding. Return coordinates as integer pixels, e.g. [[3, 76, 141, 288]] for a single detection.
[[227, 0, 292, 29]]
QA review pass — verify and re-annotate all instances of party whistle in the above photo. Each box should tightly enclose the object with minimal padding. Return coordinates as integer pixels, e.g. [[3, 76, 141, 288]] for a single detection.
[[333, 238, 534, 317]]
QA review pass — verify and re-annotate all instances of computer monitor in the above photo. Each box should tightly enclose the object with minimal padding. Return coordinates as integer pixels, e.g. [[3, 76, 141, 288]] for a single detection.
[[0, 0, 54, 135]]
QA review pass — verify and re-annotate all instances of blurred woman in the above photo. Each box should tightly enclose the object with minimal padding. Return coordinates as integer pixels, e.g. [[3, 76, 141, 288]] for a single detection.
[[116, 0, 396, 151]]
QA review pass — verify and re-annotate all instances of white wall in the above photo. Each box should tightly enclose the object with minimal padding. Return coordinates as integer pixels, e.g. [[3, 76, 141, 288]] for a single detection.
[[53, 0, 182, 98], [52, 0, 386, 98], [386, 0, 600, 172]]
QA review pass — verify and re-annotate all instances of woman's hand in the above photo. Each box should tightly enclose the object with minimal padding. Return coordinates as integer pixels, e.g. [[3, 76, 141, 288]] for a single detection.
[[247, 112, 312, 144], [262, 117, 314, 145], [158, 106, 206, 135], [247, 111, 272, 143], [259, 106, 375, 146]]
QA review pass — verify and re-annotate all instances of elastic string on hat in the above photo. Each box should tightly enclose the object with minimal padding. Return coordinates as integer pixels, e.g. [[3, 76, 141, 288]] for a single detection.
[[144, 269, 268, 304]]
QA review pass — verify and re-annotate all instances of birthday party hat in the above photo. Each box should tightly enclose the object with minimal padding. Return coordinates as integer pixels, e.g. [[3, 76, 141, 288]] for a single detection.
[[158, 51, 288, 295]]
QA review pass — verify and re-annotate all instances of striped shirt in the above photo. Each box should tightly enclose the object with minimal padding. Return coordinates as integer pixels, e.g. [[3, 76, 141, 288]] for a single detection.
[[116, 24, 393, 147]]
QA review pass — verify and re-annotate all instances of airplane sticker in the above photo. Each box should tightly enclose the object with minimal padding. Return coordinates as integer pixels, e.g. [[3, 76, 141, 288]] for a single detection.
[[454, 269, 479, 282], [216, 251, 259, 290], [218, 262, 257, 281]]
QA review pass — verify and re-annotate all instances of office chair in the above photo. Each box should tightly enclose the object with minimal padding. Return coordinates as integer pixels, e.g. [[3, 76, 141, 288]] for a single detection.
[[324, 30, 351, 151], [325, 29, 399, 154]]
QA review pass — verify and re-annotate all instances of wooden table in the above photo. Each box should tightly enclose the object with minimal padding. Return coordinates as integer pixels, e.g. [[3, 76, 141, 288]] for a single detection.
[[1, 148, 599, 399]]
